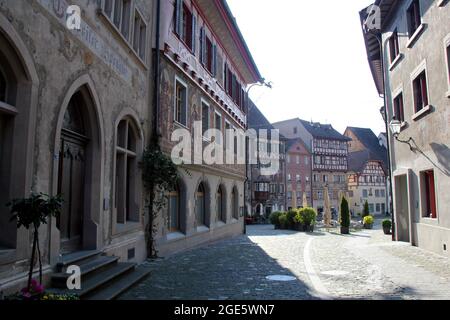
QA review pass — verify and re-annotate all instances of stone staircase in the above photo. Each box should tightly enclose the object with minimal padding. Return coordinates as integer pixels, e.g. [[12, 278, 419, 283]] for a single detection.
[[48, 250, 150, 300]]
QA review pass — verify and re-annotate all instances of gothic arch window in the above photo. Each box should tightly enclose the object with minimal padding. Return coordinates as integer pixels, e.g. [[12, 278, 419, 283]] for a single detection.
[[168, 184, 181, 232], [115, 118, 140, 224], [217, 185, 226, 223], [196, 182, 207, 226], [231, 186, 239, 220]]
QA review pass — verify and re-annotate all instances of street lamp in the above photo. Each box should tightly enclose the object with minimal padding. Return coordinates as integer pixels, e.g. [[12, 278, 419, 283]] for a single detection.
[[379, 106, 395, 241]]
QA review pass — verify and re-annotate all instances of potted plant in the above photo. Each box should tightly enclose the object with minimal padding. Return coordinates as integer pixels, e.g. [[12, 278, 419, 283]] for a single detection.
[[286, 210, 298, 230], [269, 211, 283, 229], [339, 197, 350, 234], [7, 193, 63, 299], [382, 219, 392, 235], [295, 208, 317, 232], [278, 213, 288, 230], [363, 215, 374, 229]]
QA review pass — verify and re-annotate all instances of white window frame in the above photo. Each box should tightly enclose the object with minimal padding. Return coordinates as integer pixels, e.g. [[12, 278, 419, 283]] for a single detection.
[[174, 76, 188, 127], [418, 168, 439, 220], [410, 59, 431, 120], [201, 98, 210, 139], [444, 33, 450, 98], [132, 7, 148, 63], [214, 110, 222, 131], [405, 0, 426, 48]]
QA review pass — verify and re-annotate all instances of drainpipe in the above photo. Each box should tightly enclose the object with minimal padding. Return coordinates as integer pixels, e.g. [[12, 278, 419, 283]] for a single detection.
[[372, 31, 396, 241], [152, 0, 161, 147]]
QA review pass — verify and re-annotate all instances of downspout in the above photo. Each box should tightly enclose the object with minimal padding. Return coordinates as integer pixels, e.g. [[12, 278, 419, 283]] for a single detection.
[[373, 31, 396, 241], [152, 0, 161, 147]]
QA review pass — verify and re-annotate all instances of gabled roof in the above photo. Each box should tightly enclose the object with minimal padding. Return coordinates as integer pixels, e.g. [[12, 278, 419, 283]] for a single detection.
[[285, 138, 310, 155], [300, 120, 351, 142], [348, 150, 385, 173], [346, 127, 388, 171], [359, 0, 400, 95], [248, 100, 274, 131]]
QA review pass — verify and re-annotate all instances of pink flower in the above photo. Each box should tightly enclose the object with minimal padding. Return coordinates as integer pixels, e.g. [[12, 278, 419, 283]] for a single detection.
[[23, 292, 32, 298], [31, 279, 38, 287], [35, 284, 45, 293]]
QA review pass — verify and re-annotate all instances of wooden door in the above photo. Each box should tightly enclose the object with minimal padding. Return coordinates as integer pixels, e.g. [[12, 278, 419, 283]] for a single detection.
[[57, 133, 86, 253]]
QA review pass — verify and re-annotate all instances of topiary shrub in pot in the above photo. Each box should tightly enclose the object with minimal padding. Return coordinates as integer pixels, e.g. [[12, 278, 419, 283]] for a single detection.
[[382, 219, 392, 234], [295, 208, 317, 232], [286, 209, 298, 230], [278, 213, 288, 230], [363, 215, 374, 229], [269, 211, 283, 229], [339, 197, 350, 234]]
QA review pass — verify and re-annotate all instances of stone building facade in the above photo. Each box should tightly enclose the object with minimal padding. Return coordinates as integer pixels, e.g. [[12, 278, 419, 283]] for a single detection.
[[153, 0, 262, 255], [273, 118, 350, 214], [0, 0, 155, 294], [285, 139, 312, 210], [361, 0, 450, 256]]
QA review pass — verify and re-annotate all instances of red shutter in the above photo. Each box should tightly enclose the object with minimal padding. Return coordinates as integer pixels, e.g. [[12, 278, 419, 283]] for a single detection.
[[428, 171, 437, 219]]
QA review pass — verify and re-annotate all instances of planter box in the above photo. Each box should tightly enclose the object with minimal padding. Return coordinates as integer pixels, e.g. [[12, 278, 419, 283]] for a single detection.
[[364, 224, 373, 230], [341, 226, 350, 234], [383, 227, 391, 235]]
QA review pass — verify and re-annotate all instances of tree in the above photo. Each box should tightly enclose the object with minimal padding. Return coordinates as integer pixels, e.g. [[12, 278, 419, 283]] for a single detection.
[[141, 148, 179, 258], [7, 193, 63, 293], [339, 196, 350, 234], [363, 200, 370, 219]]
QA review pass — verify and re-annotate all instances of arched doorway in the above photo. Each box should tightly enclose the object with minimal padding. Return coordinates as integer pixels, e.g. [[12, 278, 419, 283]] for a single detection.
[[57, 92, 89, 253]]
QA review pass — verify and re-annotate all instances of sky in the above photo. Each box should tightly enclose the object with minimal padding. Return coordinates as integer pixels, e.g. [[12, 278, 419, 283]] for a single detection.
[[227, 0, 386, 136]]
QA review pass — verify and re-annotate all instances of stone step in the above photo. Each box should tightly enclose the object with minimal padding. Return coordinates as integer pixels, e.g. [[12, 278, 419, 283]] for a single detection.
[[56, 250, 102, 272], [49, 262, 136, 297], [52, 255, 120, 288], [84, 267, 151, 300]]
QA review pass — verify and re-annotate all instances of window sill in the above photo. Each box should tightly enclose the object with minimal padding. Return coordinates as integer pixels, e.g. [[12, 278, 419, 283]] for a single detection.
[[0, 248, 16, 265], [412, 105, 432, 121], [114, 221, 142, 236], [407, 24, 426, 49], [167, 231, 186, 242], [0, 101, 18, 115], [389, 54, 404, 71], [196, 225, 210, 234], [174, 120, 189, 130]]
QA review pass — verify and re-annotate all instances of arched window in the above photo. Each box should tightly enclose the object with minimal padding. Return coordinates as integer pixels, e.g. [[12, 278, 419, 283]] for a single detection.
[[196, 183, 206, 226], [168, 184, 180, 232], [231, 187, 239, 220], [115, 118, 139, 224], [217, 185, 226, 223], [0, 68, 7, 102]]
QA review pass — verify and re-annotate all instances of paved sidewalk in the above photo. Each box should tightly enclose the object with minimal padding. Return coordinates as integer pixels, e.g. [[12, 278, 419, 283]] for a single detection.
[[119, 223, 450, 300]]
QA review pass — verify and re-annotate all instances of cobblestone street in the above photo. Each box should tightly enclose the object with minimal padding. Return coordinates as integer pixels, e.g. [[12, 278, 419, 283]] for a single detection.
[[119, 221, 450, 300]]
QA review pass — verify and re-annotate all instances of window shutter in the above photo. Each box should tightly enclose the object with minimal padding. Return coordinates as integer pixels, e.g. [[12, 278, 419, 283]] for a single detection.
[[224, 63, 228, 91], [175, 0, 182, 36], [212, 44, 217, 76], [200, 27, 205, 64], [191, 15, 196, 54]]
